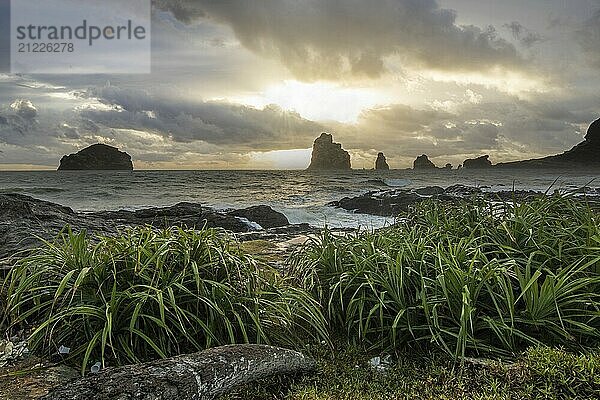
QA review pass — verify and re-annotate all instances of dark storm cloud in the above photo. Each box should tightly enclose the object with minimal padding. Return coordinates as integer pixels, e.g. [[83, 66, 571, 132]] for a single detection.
[[154, 0, 525, 80], [81, 86, 323, 150], [503, 22, 544, 47], [356, 105, 452, 134], [575, 9, 600, 69]]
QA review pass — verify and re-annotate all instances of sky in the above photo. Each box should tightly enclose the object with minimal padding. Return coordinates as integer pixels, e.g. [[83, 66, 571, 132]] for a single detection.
[[1, 0, 600, 170]]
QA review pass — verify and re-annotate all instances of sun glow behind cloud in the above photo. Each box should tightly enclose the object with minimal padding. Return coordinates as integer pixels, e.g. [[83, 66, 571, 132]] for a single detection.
[[225, 80, 392, 123]]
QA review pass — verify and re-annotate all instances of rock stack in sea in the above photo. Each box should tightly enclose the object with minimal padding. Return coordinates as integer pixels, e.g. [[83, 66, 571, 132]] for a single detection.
[[307, 133, 351, 170], [375, 152, 390, 170], [58, 144, 133, 171], [413, 154, 437, 169], [463, 155, 492, 169]]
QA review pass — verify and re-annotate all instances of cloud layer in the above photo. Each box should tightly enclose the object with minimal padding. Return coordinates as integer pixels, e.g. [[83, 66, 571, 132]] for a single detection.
[[155, 0, 525, 80], [83, 86, 322, 150]]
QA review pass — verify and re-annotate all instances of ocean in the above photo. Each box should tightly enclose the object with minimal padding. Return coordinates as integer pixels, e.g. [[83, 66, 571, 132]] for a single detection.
[[0, 169, 598, 229]]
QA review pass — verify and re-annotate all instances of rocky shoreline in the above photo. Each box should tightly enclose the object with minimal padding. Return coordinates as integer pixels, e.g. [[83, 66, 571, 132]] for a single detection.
[[2, 186, 599, 262], [0, 193, 323, 262], [329, 184, 600, 216]]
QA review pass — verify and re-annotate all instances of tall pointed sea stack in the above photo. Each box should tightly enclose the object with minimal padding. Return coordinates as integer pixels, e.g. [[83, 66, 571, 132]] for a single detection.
[[375, 152, 390, 170], [307, 133, 351, 170]]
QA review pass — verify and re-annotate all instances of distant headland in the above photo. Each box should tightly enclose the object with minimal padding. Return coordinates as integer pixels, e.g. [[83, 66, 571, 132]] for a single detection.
[[495, 118, 600, 168], [58, 144, 133, 171]]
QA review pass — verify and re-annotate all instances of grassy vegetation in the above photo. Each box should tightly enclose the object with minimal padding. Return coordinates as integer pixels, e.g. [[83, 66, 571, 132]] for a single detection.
[[1, 195, 600, 398], [226, 345, 600, 399], [290, 196, 600, 359], [1, 227, 327, 373]]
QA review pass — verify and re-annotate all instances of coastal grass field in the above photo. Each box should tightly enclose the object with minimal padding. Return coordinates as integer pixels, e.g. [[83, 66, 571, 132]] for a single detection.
[[1, 195, 600, 398]]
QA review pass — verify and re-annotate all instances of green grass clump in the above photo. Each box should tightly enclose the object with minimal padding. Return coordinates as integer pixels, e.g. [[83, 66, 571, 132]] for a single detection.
[[290, 196, 600, 360], [1, 226, 327, 372]]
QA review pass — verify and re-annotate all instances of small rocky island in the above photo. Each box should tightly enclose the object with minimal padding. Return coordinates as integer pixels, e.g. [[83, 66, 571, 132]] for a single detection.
[[58, 144, 133, 171], [413, 154, 437, 169], [463, 155, 492, 169], [307, 133, 351, 170], [375, 152, 390, 170]]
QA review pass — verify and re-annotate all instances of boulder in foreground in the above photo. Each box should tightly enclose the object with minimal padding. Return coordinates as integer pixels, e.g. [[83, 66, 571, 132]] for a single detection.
[[58, 144, 133, 171], [42, 345, 316, 400]]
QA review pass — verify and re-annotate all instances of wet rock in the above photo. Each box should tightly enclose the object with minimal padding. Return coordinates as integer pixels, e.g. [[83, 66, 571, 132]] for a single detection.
[[307, 133, 351, 170], [330, 190, 422, 216], [413, 155, 437, 169], [0, 195, 292, 261], [444, 184, 482, 197], [415, 186, 445, 196], [0, 194, 113, 260], [93, 202, 249, 232], [375, 152, 390, 170], [328, 184, 569, 217], [58, 144, 133, 171], [228, 205, 289, 229]]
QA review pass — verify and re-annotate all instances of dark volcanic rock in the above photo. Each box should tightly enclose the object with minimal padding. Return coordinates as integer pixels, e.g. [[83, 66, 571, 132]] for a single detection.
[[497, 118, 600, 168], [444, 184, 482, 197], [415, 186, 445, 196], [413, 155, 437, 169], [463, 155, 492, 169], [229, 205, 289, 229], [375, 152, 390, 170], [330, 190, 422, 216], [307, 133, 351, 170], [58, 144, 133, 171], [328, 184, 572, 217], [92, 203, 249, 232], [0, 195, 290, 261], [0, 194, 114, 261]]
